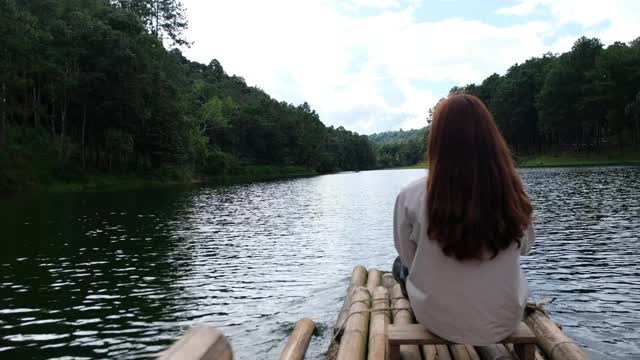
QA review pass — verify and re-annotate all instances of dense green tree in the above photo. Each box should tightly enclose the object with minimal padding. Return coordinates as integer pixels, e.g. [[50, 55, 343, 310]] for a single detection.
[[594, 41, 640, 148], [369, 128, 427, 168], [625, 92, 640, 147], [375, 35, 640, 168], [537, 57, 577, 144], [491, 55, 555, 152], [446, 36, 640, 156], [0, 0, 377, 190], [112, 0, 189, 46], [4, 0, 639, 186]]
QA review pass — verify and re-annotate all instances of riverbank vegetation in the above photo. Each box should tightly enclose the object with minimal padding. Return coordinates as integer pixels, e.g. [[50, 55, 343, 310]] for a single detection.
[[392, 147, 640, 170], [0, 0, 376, 191], [2, 1, 639, 191], [369, 36, 640, 168], [517, 148, 640, 168], [455, 36, 640, 154], [368, 128, 427, 169]]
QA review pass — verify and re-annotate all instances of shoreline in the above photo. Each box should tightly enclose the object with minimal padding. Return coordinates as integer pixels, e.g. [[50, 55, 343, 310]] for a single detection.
[[5, 154, 640, 193], [384, 152, 640, 170], [516, 153, 640, 168], [518, 160, 640, 168], [2, 167, 319, 194]]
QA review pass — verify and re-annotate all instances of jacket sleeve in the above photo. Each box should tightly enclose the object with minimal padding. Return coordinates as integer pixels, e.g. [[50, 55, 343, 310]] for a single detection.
[[520, 222, 535, 256], [394, 190, 417, 266]]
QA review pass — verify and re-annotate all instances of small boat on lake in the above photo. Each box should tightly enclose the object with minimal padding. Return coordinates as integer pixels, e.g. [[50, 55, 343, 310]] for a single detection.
[[160, 265, 590, 360]]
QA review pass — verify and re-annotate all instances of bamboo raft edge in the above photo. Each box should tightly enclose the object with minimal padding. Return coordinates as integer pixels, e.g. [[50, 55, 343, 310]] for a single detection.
[[325, 265, 591, 360]]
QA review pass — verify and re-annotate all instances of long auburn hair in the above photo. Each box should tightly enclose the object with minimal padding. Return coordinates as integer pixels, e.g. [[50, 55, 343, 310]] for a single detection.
[[426, 93, 532, 261]]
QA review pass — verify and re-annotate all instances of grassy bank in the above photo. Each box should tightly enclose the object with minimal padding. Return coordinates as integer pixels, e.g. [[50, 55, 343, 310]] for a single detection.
[[44, 173, 195, 192], [0, 127, 318, 193], [396, 161, 427, 169], [517, 150, 640, 167], [388, 149, 640, 170], [204, 165, 317, 186], [26, 165, 317, 193]]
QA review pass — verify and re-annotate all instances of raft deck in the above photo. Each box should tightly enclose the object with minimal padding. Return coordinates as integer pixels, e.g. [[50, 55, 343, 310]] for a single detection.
[[325, 265, 590, 360]]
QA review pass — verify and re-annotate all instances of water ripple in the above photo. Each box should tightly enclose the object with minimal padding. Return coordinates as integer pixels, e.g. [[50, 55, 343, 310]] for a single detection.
[[0, 167, 638, 359]]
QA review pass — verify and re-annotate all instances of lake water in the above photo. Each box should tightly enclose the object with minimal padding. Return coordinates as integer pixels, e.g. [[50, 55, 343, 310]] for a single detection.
[[1, 167, 639, 359]]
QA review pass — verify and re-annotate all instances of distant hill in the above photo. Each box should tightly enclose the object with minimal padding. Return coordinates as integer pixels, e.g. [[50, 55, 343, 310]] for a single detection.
[[369, 128, 428, 168], [368, 128, 427, 145]]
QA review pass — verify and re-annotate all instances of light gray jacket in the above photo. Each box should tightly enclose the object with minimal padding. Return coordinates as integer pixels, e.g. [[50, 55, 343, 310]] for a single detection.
[[394, 176, 535, 345]]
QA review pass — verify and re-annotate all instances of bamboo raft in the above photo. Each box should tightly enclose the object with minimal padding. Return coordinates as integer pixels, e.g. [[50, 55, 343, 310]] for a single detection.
[[160, 265, 591, 360]]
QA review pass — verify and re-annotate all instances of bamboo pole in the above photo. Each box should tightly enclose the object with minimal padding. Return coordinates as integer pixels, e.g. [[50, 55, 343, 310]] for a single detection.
[[475, 344, 515, 360], [422, 342, 453, 359], [423, 345, 438, 360], [435, 345, 454, 360], [158, 326, 233, 360], [368, 286, 390, 360], [391, 284, 422, 360], [279, 318, 315, 360], [422, 345, 457, 360], [382, 273, 396, 289], [422, 344, 438, 358], [450, 345, 469, 360], [449, 344, 481, 360], [334, 266, 368, 334], [366, 268, 382, 294], [525, 310, 590, 360], [351, 265, 368, 286], [327, 266, 368, 360], [336, 286, 371, 360], [506, 344, 546, 360], [466, 345, 481, 360]]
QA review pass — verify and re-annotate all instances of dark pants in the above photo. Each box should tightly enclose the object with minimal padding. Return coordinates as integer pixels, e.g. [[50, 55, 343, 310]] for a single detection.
[[392, 256, 409, 297]]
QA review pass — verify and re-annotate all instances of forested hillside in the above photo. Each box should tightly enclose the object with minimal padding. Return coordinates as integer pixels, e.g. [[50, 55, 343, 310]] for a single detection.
[[2, 0, 638, 190], [454, 36, 640, 154], [368, 128, 427, 168], [371, 36, 640, 169], [0, 0, 376, 191]]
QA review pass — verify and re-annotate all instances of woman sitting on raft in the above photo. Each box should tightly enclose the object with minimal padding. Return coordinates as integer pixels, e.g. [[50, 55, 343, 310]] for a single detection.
[[393, 93, 535, 345]]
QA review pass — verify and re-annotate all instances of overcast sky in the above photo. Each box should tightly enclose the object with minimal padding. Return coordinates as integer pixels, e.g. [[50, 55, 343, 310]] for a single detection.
[[182, 0, 640, 135]]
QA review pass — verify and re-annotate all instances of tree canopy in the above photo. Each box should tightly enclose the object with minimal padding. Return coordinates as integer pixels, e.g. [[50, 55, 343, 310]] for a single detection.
[[455, 36, 640, 153], [370, 36, 640, 168], [0, 0, 377, 190], [369, 128, 427, 168], [2, 1, 638, 187]]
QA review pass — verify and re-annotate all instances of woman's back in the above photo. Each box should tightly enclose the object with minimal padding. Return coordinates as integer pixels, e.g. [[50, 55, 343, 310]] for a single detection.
[[395, 177, 534, 345], [393, 93, 535, 345]]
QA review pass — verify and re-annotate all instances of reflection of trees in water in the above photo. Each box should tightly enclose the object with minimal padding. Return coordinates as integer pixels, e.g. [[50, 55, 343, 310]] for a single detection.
[[0, 188, 194, 358]]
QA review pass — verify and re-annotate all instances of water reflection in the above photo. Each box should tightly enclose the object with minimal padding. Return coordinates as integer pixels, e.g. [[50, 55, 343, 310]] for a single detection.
[[0, 190, 192, 358], [522, 167, 640, 359], [0, 167, 639, 359]]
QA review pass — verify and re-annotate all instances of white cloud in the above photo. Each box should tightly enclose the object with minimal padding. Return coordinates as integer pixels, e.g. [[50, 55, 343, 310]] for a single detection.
[[182, 0, 640, 134], [346, 0, 401, 9], [497, 0, 640, 44], [496, 0, 540, 16]]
